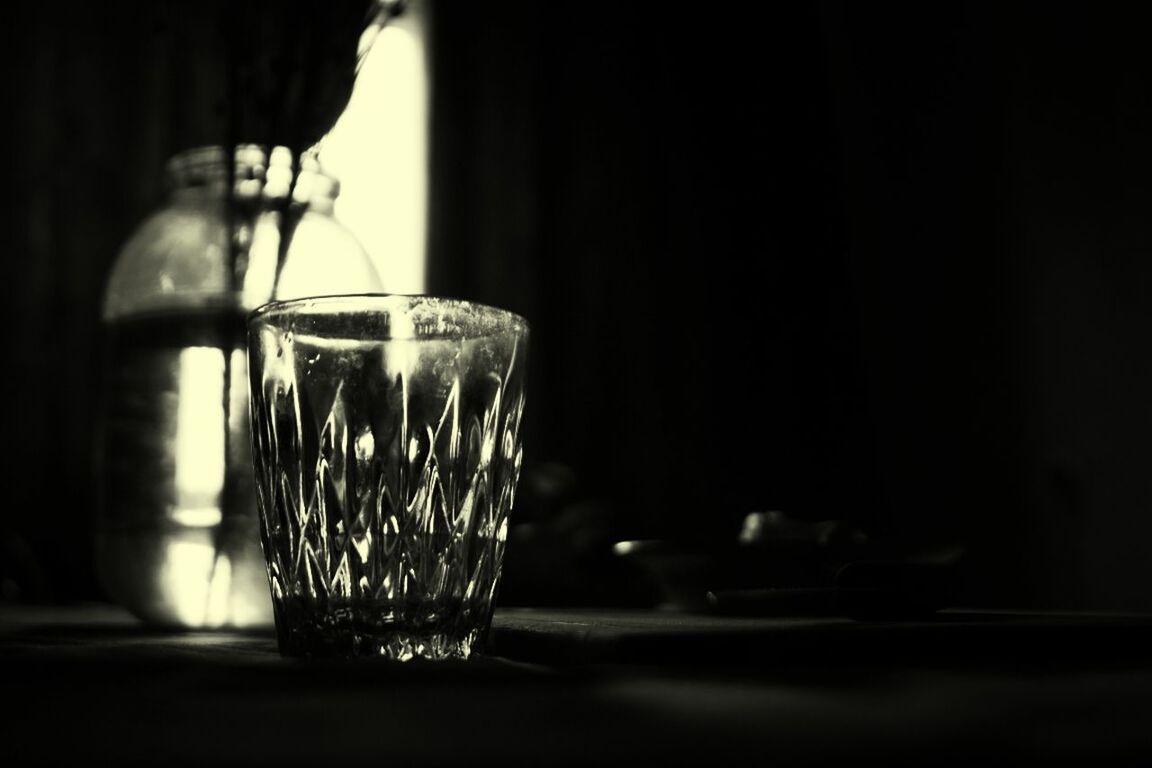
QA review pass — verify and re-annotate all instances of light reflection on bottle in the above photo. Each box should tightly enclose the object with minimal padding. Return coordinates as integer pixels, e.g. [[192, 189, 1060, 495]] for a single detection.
[[172, 347, 227, 528], [157, 536, 217, 627]]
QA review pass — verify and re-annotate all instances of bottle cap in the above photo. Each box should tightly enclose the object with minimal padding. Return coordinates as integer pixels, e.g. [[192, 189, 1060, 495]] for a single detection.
[[164, 146, 228, 191]]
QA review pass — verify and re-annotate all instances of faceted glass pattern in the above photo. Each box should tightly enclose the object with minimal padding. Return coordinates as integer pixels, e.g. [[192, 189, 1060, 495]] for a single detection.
[[247, 295, 528, 659]]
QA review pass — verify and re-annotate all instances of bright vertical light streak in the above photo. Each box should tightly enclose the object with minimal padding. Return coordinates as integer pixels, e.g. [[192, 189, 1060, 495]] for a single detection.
[[173, 346, 226, 526], [321, 4, 429, 294], [160, 537, 216, 627]]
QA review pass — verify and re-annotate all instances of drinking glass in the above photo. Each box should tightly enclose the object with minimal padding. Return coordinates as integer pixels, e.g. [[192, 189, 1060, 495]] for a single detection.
[[247, 294, 528, 659]]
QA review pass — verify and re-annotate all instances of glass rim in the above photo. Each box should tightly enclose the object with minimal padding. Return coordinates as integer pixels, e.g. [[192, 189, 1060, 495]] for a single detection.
[[247, 293, 530, 338]]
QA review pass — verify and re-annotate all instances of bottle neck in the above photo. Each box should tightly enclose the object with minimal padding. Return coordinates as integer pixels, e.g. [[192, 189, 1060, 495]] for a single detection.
[[164, 144, 341, 209]]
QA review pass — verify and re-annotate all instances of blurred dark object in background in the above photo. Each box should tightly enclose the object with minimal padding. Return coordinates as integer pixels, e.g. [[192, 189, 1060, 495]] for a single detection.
[[0, 531, 50, 604], [499, 477, 964, 619], [611, 510, 962, 620], [221, 0, 381, 154], [4, 2, 1152, 613], [500, 462, 661, 608]]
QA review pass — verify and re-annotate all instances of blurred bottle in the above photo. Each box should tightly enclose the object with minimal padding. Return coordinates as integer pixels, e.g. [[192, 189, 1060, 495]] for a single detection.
[[96, 145, 382, 627], [94, 0, 420, 627]]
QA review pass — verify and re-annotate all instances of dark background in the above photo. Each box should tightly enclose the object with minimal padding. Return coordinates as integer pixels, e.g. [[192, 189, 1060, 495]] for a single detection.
[[2, 1, 1151, 611]]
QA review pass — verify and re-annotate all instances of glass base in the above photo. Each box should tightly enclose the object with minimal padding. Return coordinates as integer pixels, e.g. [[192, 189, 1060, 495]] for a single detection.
[[271, 599, 491, 660], [277, 625, 486, 660]]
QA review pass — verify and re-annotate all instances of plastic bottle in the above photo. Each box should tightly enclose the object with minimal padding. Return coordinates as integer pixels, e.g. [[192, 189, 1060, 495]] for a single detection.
[[96, 145, 382, 627]]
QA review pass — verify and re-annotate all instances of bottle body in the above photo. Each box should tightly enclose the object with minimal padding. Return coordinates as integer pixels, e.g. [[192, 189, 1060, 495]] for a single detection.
[[96, 146, 382, 627], [97, 308, 264, 626]]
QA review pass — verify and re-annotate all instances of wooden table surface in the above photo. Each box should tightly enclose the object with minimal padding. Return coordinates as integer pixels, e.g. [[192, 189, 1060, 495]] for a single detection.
[[4, 603, 1152, 766]]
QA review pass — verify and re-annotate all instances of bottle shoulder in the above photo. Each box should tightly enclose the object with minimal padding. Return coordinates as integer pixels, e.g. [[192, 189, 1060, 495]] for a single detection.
[[273, 211, 384, 300], [103, 201, 231, 320]]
